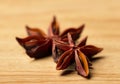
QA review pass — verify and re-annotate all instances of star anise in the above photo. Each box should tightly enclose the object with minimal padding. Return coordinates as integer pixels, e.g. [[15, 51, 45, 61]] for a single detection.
[[54, 33, 103, 77], [16, 16, 84, 59]]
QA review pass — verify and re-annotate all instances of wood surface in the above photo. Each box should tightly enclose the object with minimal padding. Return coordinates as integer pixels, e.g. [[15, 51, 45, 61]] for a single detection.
[[0, 0, 120, 84]]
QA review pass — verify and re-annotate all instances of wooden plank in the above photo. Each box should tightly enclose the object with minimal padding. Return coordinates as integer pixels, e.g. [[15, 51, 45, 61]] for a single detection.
[[0, 0, 120, 83]]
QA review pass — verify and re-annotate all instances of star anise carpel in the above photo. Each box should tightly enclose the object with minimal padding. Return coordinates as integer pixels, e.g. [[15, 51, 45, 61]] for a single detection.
[[54, 33, 103, 77], [16, 16, 84, 59]]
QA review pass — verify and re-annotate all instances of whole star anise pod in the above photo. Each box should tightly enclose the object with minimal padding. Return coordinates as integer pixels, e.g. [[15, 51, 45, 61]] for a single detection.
[[16, 16, 84, 59], [54, 33, 103, 77]]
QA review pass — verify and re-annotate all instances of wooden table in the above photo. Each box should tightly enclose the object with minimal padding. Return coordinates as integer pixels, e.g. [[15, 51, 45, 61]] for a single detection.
[[0, 0, 120, 83]]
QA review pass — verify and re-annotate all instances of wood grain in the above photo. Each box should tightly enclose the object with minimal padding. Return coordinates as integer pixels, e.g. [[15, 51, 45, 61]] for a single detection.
[[0, 0, 120, 83]]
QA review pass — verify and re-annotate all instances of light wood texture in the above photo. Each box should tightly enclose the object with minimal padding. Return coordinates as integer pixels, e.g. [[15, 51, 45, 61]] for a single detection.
[[0, 0, 120, 84]]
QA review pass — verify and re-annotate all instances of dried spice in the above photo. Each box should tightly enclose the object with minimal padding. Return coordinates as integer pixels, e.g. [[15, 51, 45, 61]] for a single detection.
[[54, 33, 103, 77], [16, 16, 84, 59], [16, 16, 103, 78]]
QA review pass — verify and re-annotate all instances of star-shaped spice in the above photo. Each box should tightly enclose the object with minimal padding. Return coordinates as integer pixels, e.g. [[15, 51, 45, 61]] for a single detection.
[[54, 33, 103, 77], [16, 16, 84, 59]]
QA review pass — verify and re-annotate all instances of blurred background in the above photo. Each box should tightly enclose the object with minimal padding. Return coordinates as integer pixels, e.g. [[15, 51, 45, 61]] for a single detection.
[[0, 0, 120, 83]]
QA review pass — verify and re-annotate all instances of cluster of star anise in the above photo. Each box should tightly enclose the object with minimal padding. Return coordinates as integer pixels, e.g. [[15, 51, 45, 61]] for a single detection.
[[16, 16, 103, 78]]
